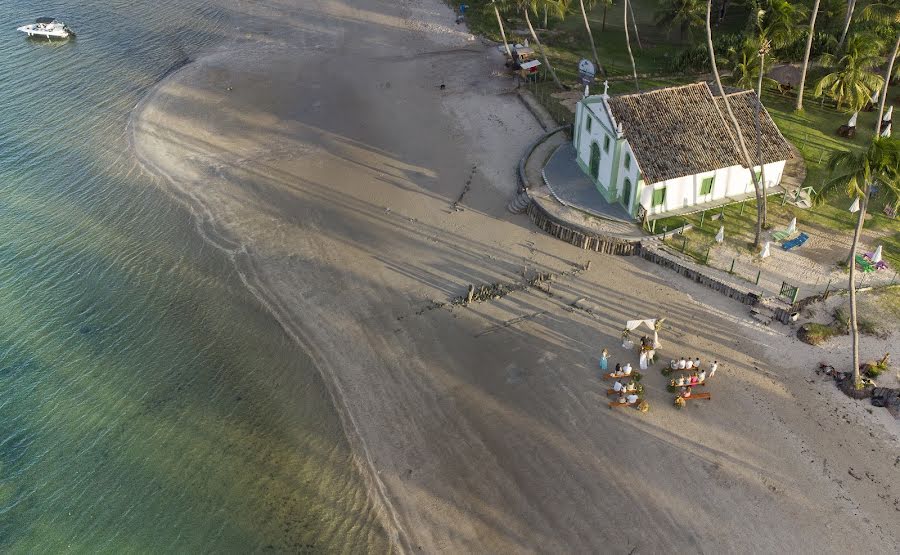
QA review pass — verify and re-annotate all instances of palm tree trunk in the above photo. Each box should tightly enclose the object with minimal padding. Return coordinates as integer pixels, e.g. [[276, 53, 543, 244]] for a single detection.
[[848, 188, 868, 387], [875, 31, 900, 135], [579, 0, 606, 78], [493, 1, 512, 59], [705, 0, 764, 247], [837, 0, 856, 52], [628, 0, 642, 49], [524, 9, 564, 90], [624, 0, 640, 92], [756, 50, 767, 228], [796, 0, 820, 112]]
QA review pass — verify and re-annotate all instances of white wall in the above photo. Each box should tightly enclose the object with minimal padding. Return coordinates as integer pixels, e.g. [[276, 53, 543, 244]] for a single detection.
[[639, 159, 788, 216], [574, 101, 618, 193]]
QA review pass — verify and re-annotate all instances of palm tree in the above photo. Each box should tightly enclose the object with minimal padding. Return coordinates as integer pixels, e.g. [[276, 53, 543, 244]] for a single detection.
[[729, 38, 777, 90], [826, 138, 900, 387], [519, 0, 567, 90], [656, 0, 706, 41], [838, 0, 857, 51], [796, 0, 821, 111], [577, 0, 607, 78], [600, 0, 615, 31], [628, 0, 643, 49], [861, 0, 900, 134], [762, 0, 809, 49], [489, 0, 513, 59], [624, 0, 640, 91], [705, 0, 766, 248], [815, 33, 885, 111]]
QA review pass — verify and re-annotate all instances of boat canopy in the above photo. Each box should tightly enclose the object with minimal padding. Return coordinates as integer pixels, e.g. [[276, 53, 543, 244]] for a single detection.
[[35, 17, 56, 24]]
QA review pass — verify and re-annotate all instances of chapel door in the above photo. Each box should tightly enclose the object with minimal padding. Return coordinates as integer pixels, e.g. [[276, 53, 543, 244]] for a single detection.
[[589, 143, 600, 180]]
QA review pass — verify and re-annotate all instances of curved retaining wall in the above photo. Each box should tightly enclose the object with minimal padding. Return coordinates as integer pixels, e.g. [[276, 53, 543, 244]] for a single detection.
[[526, 201, 639, 255]]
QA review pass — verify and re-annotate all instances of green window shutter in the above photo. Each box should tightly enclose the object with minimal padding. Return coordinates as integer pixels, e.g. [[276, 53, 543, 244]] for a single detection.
[[603, 135, 610, 152], [586, 116, 592, 131], [652, 187, 666, 207], [625, 153, 631, 170], [700, 176, 714, 195]]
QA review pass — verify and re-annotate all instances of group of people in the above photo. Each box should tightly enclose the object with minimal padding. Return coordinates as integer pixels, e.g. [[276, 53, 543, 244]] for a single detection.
[[670, 358, 718, 397], [612, 379, 640, 404]]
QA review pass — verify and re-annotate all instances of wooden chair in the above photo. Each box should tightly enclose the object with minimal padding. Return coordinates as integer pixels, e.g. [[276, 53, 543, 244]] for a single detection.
[[607, 388, 639, 395], [681, 392, 711, 401]]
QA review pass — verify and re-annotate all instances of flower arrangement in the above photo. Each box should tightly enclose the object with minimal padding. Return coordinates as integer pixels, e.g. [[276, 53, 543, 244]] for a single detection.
[[638, 400, 650, 413], [674, 396, 686, 409], [621, 328, 630, 340]]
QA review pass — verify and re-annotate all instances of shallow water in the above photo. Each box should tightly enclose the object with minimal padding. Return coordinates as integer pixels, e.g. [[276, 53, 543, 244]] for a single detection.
[[0, 0, 386, 551]]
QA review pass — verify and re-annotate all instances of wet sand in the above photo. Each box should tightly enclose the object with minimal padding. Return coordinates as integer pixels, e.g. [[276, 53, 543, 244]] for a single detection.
[[131, 0, 900, 551]]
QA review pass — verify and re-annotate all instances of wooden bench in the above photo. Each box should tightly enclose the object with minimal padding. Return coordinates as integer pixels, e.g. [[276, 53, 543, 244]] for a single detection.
[[680, 392, 711, 401], [671, 381, 706, 388], [608, 400, 639, 408], [604, 372, 634, 380], [607, 388, 639, 395]]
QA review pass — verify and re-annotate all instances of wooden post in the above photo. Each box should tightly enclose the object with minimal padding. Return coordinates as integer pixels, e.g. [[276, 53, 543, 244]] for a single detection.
[[681, 237, 687, 253], [720, 205, 725, 220], [467, 285, 474, 304], [755, 270, 761, 285], [705, 247, 710, 264], [729, 258, 735, 274], [739, 201, 745, 216], [824, 278, 832, 295], [699, 211, 706, 229]]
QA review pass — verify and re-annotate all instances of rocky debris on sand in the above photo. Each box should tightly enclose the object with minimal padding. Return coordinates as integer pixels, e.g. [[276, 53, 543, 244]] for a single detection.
[[871, 388, 900, 419]]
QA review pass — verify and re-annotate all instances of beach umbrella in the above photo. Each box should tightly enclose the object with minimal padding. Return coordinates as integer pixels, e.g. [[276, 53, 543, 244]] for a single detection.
[[787, 217, 797, 234], [881, 122, 892, 138], [761, 241, 771, 258], [715, 225, 724, 244], [884, 106, 894, 122], [849, 197, 860, 213], [872, 245, 882, 264], [848, 111, 858, 127]]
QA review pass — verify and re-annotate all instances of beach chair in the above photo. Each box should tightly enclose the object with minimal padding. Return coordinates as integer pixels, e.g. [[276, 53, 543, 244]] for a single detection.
[[772, 229, 792, 242], [855, 255, 875, 273], [782, 232, 809, 250]]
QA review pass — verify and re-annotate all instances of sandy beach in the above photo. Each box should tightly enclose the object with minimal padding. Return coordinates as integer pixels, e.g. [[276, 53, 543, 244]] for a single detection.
[[131, 0, 900, 551]]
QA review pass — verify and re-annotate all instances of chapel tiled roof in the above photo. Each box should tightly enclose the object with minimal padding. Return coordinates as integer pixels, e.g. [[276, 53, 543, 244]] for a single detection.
[[603, 83, 792, 185]]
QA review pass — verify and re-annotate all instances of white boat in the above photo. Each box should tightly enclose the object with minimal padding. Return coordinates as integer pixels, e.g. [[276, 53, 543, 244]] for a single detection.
[[17, 17, 74, 40]]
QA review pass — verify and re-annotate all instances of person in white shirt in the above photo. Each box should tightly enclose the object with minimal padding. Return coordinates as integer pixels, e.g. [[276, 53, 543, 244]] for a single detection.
[[709, 360, 718, 378], [626, 393, 639, 404], [685, 358, 694, 370], [698, 370, 706, 382], [670, 359, 678, 370], [623, 363, 632, 375], [613, 380, 624, 392], [678, 357, 687, 369], [694, 357, 701, 369]]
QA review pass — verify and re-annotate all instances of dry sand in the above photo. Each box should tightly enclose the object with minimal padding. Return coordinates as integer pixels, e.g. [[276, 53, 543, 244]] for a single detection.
[[131, 0, 900, 551]]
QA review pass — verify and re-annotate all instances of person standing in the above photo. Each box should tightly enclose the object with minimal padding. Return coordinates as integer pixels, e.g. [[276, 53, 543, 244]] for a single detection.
[[599, 349, 609, 372], [709, 360, 718, 378]]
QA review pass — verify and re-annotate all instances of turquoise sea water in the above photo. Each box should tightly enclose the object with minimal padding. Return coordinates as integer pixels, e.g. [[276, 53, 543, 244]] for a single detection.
[[0, 0, 385, 551]]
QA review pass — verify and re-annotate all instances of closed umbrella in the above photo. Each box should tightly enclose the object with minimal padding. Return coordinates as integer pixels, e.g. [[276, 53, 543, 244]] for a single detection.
[[872, 245, 882, 264]]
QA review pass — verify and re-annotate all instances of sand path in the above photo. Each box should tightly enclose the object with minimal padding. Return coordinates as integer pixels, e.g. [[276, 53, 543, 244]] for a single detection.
[[131, 0, 900, 551]]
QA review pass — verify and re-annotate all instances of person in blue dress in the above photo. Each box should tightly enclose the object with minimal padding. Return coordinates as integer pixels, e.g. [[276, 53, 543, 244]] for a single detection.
[[599, 348, 609, 372]]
